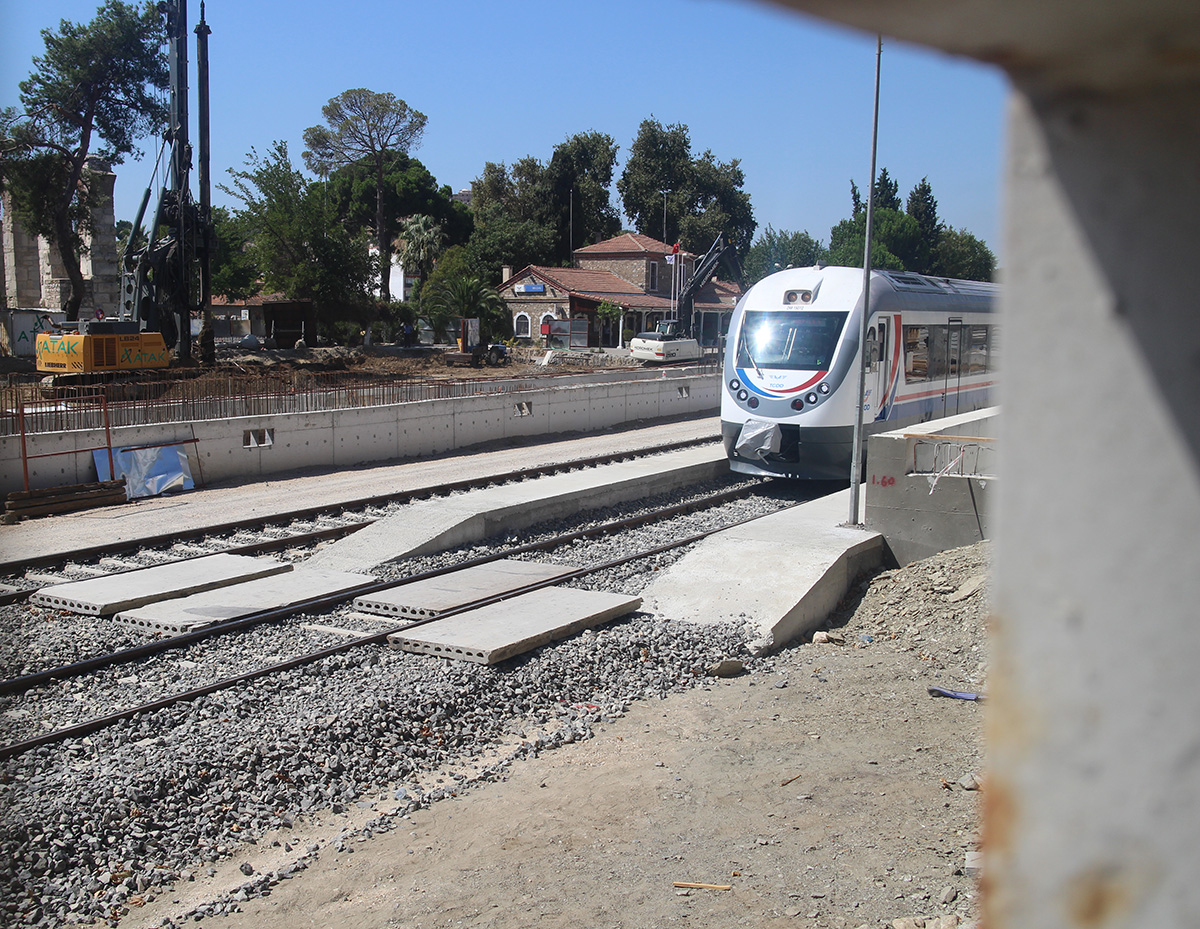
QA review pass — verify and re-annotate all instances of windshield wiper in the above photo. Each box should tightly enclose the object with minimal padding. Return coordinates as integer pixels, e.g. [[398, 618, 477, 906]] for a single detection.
[[741, 338, 764, 379]]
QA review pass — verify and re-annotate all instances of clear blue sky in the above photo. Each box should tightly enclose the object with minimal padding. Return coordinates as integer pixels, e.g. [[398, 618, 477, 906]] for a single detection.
[[2, 0, 1009, 259]]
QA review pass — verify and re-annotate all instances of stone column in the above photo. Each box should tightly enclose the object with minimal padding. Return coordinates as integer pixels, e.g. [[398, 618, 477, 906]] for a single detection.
[[80, 161, 120, 316], [2, 192, 43, 308], [39, 235, 72, 311]]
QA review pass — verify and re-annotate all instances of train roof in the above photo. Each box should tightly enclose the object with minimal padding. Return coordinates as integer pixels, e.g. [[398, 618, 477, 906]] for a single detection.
[[740, 265, 997, 312]]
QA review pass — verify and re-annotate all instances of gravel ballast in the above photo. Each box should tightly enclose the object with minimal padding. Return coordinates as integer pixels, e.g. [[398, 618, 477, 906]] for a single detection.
[[1, 482, 988, 929]]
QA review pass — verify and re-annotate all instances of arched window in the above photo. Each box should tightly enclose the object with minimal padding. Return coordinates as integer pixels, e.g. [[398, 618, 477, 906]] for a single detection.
[[514, 313, 530, 338]]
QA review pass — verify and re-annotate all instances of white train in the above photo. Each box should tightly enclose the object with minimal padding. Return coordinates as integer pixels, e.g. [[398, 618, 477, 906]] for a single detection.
[[721, 266, 998, 479]]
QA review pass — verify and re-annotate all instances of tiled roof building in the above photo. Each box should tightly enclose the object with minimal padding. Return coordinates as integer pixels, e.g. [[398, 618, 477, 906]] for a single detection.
[[499, 234, 739, 348]]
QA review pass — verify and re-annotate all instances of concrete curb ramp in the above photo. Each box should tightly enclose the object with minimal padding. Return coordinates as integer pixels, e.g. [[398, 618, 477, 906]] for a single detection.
[[115, 567, 377, 635], [354, 560, 577, 619], [387, 587, 642, 665], [642, 488, 883, 654], [306, 445, 727, 574], [29, 554, 292, 617]]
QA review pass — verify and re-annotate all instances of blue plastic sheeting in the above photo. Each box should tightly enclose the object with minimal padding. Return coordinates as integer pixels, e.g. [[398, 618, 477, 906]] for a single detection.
[[94, 444, 195, 499]]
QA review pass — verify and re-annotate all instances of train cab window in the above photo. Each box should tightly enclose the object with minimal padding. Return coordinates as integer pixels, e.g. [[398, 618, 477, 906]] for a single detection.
[[905, 326, 930, 382], [736, 311, 847, 370], [866, 327, 879, 371]]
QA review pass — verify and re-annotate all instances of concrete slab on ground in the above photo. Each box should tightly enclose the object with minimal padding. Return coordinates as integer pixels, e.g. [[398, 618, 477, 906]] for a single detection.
[[29, 554, 292, 616], [641, 489, 883, 655], [387, 586, 642, 665], [306, 445, 727, 574], [115, 567, 377, 634], [354, 559, 577, 619]]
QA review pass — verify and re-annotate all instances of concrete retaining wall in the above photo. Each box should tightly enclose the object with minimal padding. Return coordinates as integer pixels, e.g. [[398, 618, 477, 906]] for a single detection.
[[2, 373, 719, 494], [864, 407, 998, 566]]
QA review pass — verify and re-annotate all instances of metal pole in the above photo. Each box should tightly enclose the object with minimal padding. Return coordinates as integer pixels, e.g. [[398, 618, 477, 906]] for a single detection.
[[195, 2, 213, 365], [849, 35, 882, 526], [168, 0, 192, 362]]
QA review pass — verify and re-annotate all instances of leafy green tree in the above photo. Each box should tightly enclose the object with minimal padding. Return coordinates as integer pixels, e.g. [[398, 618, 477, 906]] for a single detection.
[[209, 206, 259, 302], [468, 131, 620, 267], [114, 218, 147, 262], [424, 244, 470, 295], [615, 118, 692, 244], [302, 89, 427, 303], [423, 275, 509, 343], [465, 201, 556, 285], [0, 1, 167, 319], [325, 150, 470, 256], [830, 172, 995, 281], [542, 131, 621, 262], [617, 117, 755, 257], [396, 213, 445, 301], [873, 167, 901, 212], [905, 177, 941, 262], [221, 141, 374, 333], [930, 227, 996, 281], [827, 209, 922, 271], [743, 225, 828, 284]]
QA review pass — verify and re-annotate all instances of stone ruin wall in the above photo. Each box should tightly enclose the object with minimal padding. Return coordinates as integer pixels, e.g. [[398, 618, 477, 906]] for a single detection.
[[1, 160, 120, 315]]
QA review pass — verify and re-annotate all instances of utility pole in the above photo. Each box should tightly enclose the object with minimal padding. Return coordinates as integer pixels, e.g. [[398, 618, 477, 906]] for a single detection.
[[849, 35, 883, 525]]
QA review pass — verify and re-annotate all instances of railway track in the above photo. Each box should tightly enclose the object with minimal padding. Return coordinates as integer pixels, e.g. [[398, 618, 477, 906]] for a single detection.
[[0, 436, 716, 597], [1, 459, 826, 929], [0, 478, 809, 760]]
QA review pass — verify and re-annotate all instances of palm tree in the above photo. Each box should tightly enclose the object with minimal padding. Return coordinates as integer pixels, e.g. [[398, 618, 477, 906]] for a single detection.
[[394, 214, 445, 298], [424, 275, 509, 344]]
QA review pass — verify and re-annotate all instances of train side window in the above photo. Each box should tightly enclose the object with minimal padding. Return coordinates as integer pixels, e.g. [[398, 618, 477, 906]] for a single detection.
[[905, 326, 929, 382], [927, 325, 950, 379], [968, 325, 989, 374]]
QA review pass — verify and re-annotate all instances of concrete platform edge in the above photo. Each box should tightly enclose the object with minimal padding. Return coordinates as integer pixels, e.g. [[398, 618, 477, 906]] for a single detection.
[[764, 533, 884, 656]]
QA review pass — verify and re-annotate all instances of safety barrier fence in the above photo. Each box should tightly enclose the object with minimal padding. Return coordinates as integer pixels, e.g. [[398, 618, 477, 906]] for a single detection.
[[0, 374, 522, 437]]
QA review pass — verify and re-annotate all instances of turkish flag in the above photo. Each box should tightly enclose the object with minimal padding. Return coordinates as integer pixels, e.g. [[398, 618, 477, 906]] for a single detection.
[[672, 242, 679, 254]]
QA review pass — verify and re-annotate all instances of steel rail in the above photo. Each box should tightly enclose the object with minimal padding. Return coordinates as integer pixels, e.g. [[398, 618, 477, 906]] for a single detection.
[[0, 497, 796, 762], [0, 520, 375, 609], [0, 436, 716, 575], [0, 482, 762, 697]]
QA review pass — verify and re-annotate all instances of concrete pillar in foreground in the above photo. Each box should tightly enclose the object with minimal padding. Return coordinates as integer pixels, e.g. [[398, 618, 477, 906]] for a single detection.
[[758, 1, 1200, 924]]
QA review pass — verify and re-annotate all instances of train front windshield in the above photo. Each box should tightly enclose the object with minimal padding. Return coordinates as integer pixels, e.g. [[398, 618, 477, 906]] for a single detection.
[[736, 311, 847, 370]]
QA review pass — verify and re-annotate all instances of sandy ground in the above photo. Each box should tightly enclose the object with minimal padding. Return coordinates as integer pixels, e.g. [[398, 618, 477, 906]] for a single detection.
[[121, 543, 988, 929]]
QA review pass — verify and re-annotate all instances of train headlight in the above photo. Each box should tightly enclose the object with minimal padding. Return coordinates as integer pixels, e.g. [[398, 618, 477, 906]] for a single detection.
[[737, 389, 748, 402], [747, 396, 760, 409], [791, 398, 804, 411], [806, 392, 819, 405], [818, 383, 830, 395], [729, 379, 740, 391]]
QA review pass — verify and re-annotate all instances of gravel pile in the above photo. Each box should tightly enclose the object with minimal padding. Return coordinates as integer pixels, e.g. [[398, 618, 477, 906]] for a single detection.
[[822, 540, 990, 693], [1, 475, 808, 927]]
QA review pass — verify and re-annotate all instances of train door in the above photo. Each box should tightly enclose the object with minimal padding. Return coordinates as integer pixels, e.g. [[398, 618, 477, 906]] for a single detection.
[[867, 317, 890, 419], [945, 318, 964, 415]]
